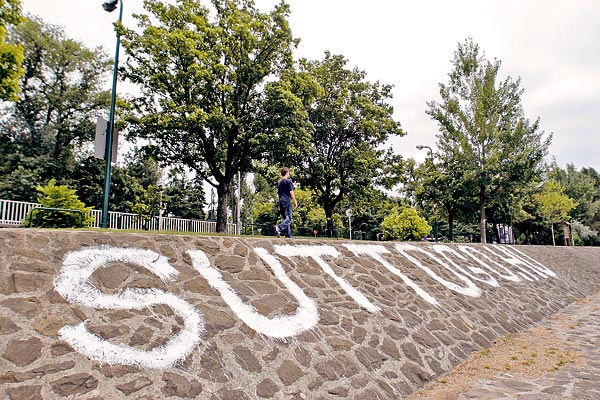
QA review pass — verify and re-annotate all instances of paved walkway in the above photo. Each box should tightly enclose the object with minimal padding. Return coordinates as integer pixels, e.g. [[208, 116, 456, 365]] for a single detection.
[[411, 289, 600, 399]]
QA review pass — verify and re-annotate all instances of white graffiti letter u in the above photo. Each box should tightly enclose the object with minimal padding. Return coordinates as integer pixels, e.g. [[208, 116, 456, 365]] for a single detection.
[[188, 248, 319, 339]]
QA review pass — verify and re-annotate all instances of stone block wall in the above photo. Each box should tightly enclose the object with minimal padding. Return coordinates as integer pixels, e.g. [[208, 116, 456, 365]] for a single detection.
[[1, 228, 599, 399]]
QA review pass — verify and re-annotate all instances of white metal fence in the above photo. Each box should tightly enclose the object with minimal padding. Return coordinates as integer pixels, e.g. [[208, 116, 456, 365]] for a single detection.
[[0, 198, 237, 234], [0, 199, 39, 226]]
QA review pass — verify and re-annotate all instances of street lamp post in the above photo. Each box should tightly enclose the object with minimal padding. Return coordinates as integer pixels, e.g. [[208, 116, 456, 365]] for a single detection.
[[416, 144, 433, 159], [416, 144, 438, 242], [100, 0, 123, 228]]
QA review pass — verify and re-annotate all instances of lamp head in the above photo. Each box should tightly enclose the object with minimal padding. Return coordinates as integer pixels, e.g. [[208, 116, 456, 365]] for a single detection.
[[102, 0, 119, 12], [416, 145, 424, 150]]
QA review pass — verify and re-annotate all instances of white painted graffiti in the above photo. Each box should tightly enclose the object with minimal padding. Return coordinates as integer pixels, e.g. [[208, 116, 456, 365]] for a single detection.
[[54, 243, 555, 369], [188, 248, 319, 339], [53, 247, 204, 369], [274, 244, 381, 313], [343, 243, 439, 306]]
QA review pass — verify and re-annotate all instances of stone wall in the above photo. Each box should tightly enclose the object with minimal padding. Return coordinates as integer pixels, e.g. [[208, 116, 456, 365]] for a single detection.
[[1, 228, 599, 399]]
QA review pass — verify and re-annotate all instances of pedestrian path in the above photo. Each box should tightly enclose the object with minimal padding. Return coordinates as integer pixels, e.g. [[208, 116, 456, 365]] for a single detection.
[[410, 289, 600, 399]]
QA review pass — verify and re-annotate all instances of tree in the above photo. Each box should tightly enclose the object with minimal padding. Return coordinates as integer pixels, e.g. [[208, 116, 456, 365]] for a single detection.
[[414, 154, 477, 241], [536, 180, 578, 246], [121, 0, 302, 233], [163, 170, 206, 220], [129, 184, 165, 230], [427, 38, 551, 243], [571, 220, 600, 246], [67, 147, 171, 218], [24, 179, 93, 228], [549, 163, 600, 231], [381, 207, 431, 241], [0, 0, 24, 100], [0, 16, 111, 200], [290, 52, 403, 237]]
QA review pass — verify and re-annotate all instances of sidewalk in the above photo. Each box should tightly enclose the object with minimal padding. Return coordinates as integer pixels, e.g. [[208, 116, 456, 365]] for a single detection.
[[409, 289, 600, 399]]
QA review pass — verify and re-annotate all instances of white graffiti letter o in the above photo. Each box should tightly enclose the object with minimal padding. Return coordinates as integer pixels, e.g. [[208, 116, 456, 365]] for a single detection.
[[54, 247, 204, 369]]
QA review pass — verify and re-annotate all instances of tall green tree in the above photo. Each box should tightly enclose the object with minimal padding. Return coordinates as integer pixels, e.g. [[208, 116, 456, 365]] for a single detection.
[[70, 146, 170, 216], [427, 38, 551, 243], [0, 16, 111, 200], [290, 52, 404, 236], [536, 180, 578, 245], [0, 0, 23, 100], [121, 0, 304, 233]]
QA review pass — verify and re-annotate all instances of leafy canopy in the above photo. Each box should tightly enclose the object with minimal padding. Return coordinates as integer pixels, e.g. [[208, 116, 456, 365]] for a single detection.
[[0, 16, 111, 201], [536, 180, 578, 225], [0, 0, 24, 100], [121, 0, 302, 232], [289, 52, 403, 236], [427, 38, 550, 243]]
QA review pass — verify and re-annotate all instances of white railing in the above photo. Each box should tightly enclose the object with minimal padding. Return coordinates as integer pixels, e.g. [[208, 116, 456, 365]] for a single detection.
[[0, 199, 40, 226], [0, 198, 237, 235]]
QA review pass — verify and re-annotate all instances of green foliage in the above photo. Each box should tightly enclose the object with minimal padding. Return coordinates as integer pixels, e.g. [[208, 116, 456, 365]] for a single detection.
[[548, 163, 600, 231], [0, 0, 24, 101], [572, 220, 600, 246], [535, 179, 578, 245], [66, 148, 167, 216], [381, 207, 431, 241], [292, 187, 326, 234], [0, 16, 111, 201], [413, 155, 477, 241], [536, 180, 578, 224], [129, 184, 165, 229], [121, 0, 299, 233], [289, 52, 404, 236], [241, 169, 278, 231], [163, 170, 205, 220], [25, 179, 93, 228], [427, 38, 550, 243]]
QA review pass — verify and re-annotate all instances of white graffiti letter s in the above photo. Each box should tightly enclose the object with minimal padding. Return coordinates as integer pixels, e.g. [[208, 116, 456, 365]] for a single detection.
[[54, 247, 204, 369]]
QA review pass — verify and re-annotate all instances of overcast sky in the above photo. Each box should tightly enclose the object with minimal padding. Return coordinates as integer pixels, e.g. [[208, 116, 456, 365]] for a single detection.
[[20, 0, 600, 171]]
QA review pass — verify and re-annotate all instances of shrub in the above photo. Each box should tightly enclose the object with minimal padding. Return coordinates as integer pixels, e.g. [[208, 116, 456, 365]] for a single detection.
[[381, 207, 432, 241], [24, 179, 93, 228], [572, 220, 600, 246]]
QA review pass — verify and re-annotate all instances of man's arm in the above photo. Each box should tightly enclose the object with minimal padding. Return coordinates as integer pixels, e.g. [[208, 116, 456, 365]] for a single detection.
[[290, 189, 298, 208]]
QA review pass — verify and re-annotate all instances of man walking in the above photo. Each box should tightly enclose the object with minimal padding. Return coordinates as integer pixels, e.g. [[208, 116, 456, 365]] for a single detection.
[[274, 167, 298, 238]]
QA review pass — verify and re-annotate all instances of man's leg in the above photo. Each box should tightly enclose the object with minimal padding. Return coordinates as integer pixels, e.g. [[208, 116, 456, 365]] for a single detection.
[[275, 205, 286, 237], [278, 203, 292, 238], [283, 204, 293, 238]]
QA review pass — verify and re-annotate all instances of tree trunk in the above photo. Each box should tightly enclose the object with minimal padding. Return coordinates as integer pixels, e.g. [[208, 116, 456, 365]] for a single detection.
[[551, 223, 555, 246], [325, 207, 334, 238], [479, 186, 487, 244], [493, 222, 499, 244], [216, 181, 230, 234], [447, 212, 454, 242]]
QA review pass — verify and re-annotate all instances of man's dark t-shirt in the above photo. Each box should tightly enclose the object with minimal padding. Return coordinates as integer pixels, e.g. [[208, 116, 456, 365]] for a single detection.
[[278, 178, 294, 206]]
